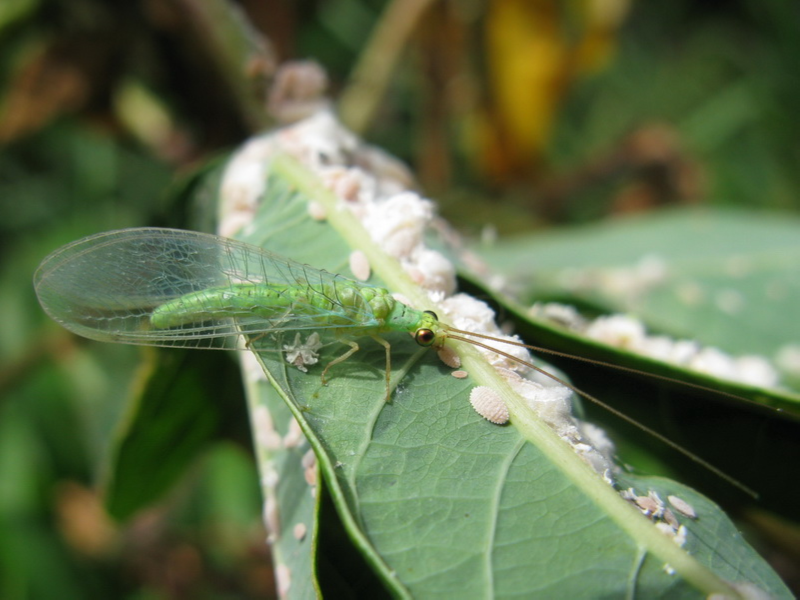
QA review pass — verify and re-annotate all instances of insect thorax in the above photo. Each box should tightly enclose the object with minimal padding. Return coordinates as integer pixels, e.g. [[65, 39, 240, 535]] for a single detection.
[[325, 284, 395, 323]]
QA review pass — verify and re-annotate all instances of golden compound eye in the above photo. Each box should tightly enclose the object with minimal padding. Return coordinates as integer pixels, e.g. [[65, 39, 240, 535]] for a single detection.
[[423, 310, 438, 320], [415, 328, 436, 347]]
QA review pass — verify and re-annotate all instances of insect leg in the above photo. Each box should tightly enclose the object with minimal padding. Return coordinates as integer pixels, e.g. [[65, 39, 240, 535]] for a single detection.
[[370, 335, 392, 402], [242, 306, 296, 349], [321, 340, 360, 386]]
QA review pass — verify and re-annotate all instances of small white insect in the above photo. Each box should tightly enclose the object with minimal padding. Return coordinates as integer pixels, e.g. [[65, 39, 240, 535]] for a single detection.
[[647, 490, 665, 518], [673, 524, 688, 547], [349, 249, 371, 281], [602, 469, 614, 486], [293, 522, 307, 541], [668, 495, 698, 519], [253, 405, 283, 451], [662, 508, 679, 529], [451, 370, 468, 379], [276, 564, 292, 597], [304, 462, 317, 487], [307, 200, 327, 221], [437, 345, 461, 368], [263, 491, 280, 544], [284, 333, 324, 372], [302, 449, 317, 487], [282, 417, 305, 449], [635, 495, 661, 518], [635, 490, 669, 520], [469, 386, 510, 425]]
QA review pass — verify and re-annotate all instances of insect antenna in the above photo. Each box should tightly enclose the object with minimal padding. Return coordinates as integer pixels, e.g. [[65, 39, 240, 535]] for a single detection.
[[446, 327, 780, 412], [443, 327, 759, 499]]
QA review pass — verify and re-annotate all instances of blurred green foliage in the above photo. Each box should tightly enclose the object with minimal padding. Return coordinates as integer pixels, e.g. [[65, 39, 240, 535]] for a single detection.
[[1, 0, 798, 597]]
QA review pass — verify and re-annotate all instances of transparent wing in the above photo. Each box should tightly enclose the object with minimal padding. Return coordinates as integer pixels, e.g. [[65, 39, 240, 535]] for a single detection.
[[34, 228, 380, 349]]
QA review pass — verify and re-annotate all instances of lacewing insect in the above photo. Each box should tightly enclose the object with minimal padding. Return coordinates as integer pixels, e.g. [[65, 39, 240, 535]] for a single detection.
[[34, 227, 446, 397], [34, 227, 757, 495]]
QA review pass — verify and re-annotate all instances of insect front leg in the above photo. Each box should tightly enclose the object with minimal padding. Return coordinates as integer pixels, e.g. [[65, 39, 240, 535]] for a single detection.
[[320, 336, 393, 402], [320, 340, 360, 386], [370, 335, 392, 403]]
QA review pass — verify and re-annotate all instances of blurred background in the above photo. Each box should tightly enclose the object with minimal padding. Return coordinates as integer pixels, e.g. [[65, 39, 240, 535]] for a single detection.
[[1, 0, 798, 597]]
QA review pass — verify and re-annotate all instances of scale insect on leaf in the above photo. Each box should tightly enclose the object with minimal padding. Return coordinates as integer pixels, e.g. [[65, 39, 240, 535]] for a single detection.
[[34, 227, 759, 496]]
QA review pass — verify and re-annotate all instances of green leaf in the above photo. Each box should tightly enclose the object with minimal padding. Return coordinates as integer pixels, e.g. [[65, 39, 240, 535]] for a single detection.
[[240, 356, 322, 599], [104, 350, 243, 520], [477, 208, 800, 358], [228, 156, 791, 598], [469, 209, 800, 518]]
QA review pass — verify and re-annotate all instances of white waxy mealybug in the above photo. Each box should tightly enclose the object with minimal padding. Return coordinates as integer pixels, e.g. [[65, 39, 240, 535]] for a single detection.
[[437, 345, 461, 368], [635, 495, 661, 517], [673, 524, 687, 547], [302, 449, 317, 487], [667, 495, 698, 519], [469, 386, 509, 425], [662, 508, 679, 529], [293, 522, 307, 541], [451, 370, 468, 379], [282, 417, 305, 449], [275, 564, 291, 597], [283, 333, 323, 372], [307, 200, 327, 221], [647, 490, 665, 518], [349, 250, 371, 281], [253, 405, 283, 451], [264, 495, 279, 540], [304, 463, 317, 487], [655, 522, 687, 548]]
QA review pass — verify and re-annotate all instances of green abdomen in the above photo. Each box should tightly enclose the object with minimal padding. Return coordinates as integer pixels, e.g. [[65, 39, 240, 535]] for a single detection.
[[150, 282, 394, 330]]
